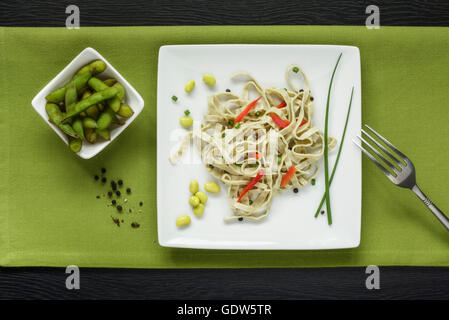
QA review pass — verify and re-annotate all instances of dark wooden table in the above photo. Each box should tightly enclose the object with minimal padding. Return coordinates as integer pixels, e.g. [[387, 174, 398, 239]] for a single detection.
[[1, 0, 449, 300]]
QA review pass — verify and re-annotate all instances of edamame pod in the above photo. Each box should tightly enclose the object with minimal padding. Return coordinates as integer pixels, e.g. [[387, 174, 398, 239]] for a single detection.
[[46, 72, 92, 103], [97, 106, 115, 130], [65, 83, 77, 114], [82, 117, 98, 129], [74, 60, 107, 77], [63, 87, 118, 120], [45, 103, 79, 138], [85, 104, 100, 119], [72, 117, 85, 140], [69, 137, 82, 153], [96, 128, 111, 140], [113, 82, 125, 100], [85, 128, 97, 144], [103, 78, 117, 87], [117, 104, 134, 118], [87, 77, 121, 112]]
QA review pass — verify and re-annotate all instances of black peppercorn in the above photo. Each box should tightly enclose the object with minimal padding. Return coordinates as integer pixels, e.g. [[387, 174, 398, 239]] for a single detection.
[[117, 205, 123, 212], [112, 200, 116, 205], [131, 222, 140, 228], [321, 210, 325, 215], [101, 168, 106, 174], [226, 89, 231, 92], [96, 195, 100, 199], [116, 191, 121, 196], [126, 188, 131, 194], [108, 191, 113, 197], [139, 202, 143, 207], [94, 175, 99, 181], [118, 180, 123, 186], [101, 177, 107, 183], [293, 188, 298, 193], [238, 217, 243, 221], [310, 97, 314, 101]]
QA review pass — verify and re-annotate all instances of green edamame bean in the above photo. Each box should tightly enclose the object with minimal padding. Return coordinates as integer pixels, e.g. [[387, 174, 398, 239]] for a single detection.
[[202, 74, 216, 86], [117, 104, 134, 118], [63, 87, 118, 120], [65, 83, 77, 114], [189, 180, 199, 194], [204, 182, 220, 193], [46, 72, 92, 103], [69, 137, 82, 153], [180, 116, 193, 127], [45, 103, 79, 138], [176, 215, 191, 227], [103, 78, 117, 87], [85, 128, 97, 144], [87, 77, 121, 112], [75, 60, 106, 77], [189, 196, 200, 207], [97, 106, 115, 130], [82, 117, 97, 129], [193, 203, 205, 216], [96, 128, 111, 140], [72, 117, 85, 139], [185, 80, 195, 93], [195, 191, 208, 204]]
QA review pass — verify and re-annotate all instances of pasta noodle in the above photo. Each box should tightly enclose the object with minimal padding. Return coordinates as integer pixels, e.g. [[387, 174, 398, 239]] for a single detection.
[[170, 66, 336, 220]]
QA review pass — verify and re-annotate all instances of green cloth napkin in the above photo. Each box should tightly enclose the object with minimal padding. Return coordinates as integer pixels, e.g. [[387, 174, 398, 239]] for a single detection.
[[0, 26, 448, 268]]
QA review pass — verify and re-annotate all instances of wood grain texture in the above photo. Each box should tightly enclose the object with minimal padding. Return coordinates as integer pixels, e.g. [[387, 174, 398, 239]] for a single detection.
[[1, 0, 449, 300], [1, 0, 449, 27], [1, 267, 449, 300]]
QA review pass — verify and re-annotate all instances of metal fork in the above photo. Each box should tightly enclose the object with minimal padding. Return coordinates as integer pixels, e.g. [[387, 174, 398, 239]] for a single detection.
[[353, 124, 449, 232]]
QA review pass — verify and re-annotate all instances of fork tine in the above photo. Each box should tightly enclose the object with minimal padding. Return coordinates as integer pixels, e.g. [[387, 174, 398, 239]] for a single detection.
[[357, 135, 399, 175], [353, 139, 396, 182], [361, 128, 403, 168], [364, 125, 408, 161]]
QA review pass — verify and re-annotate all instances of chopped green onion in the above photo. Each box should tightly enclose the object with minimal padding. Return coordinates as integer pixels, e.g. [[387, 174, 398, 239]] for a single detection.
[[234, 122, 241, 129], [277, 156, 282, 164], [293, 67, 299, 73], [222, 133, 226, 138], [255, 111, 261, 117], [322, 53, 342, 226], [249, 200, 253, 205], [228, 120, 234, 126], [184, 109, 190, 116], [235, 163, 242, 167], [208, 164, 214, 169], [314, 86, 354, 218], [311, 179, 316, 186], [284, 88, 288, 91], [172, 95, 178, 102]]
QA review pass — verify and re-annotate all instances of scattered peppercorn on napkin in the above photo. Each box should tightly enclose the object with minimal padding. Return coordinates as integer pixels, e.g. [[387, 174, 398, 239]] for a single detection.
[[0, 26, 448, 268]]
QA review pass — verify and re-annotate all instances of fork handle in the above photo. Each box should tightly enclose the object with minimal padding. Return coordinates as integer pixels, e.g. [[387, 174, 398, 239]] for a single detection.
[[412, 185, 449, 231]]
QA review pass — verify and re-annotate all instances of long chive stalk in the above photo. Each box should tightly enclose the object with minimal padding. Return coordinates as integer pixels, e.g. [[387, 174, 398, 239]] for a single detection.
[[315, 86, 354, 218], [323, 53, 342, 226]]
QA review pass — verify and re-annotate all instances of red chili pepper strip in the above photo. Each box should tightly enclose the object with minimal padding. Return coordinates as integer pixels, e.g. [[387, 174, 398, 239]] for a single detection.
[[299, 118, 307, 126], [280, 166, 297, 187], [250, 153, 264, 160], [269, 114, 290, 128], [237, 169, 265, 202], [275, 101, 287, 109], [234, 96, 262, 124]]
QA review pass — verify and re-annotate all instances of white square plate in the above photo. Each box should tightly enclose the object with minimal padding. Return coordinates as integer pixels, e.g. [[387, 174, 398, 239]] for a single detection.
[[157, 45, 361, 249], [31, 47, 144, 159]]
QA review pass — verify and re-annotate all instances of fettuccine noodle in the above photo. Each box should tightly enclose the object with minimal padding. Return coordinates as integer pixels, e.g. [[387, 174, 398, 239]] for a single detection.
[[170, 66, 336, 221]]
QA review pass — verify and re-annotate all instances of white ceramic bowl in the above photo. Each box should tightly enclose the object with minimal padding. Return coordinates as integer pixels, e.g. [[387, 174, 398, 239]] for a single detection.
[[31, 47, 144, 159]]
